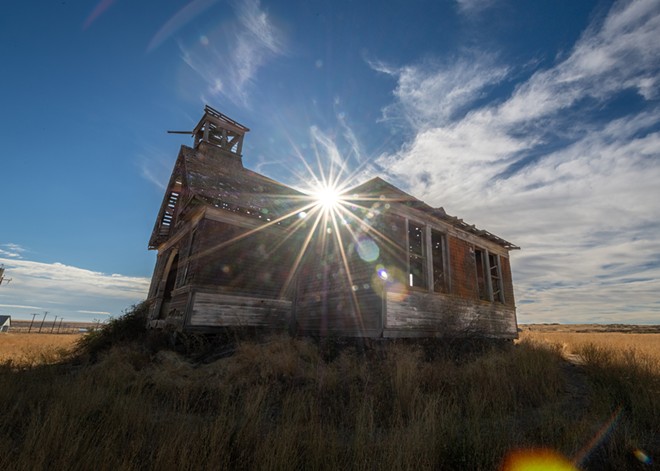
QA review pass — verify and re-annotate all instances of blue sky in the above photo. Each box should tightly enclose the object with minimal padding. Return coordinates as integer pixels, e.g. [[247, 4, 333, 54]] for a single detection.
[[1, 0, 659, 324]]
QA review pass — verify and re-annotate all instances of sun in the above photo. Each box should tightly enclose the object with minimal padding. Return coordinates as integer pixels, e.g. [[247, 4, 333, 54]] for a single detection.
[[313, 184, 344, 210]]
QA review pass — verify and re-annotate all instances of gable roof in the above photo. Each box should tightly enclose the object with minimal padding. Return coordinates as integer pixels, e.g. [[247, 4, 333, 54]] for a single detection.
[[182, 144, 304, 214], [0, 315, 10, 325], [149, 144, 307, 249], [149, 139, 517, 252], [347, 177, 519, 250]]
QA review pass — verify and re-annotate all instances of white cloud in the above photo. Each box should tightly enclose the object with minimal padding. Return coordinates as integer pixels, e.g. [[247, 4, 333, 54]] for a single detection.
[[372, 54, 509, 129], [180, 0, 285, 105], [0, 256, 149, 321], [136, 147, 173, 191], [0, 243, 26, 259], [0, 304, 44, 310], [373, 0, 660, 323]]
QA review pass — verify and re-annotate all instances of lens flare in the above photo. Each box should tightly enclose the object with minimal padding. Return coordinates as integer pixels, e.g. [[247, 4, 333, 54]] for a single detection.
[[501, 449, 578, 471], [356, 236, 379, 262], [313, 185, 343, 210], [633, 448, 652, 465]]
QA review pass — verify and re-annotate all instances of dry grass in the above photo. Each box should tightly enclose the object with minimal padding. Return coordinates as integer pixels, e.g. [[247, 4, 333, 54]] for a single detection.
[[520, 330, 660, 368], [1, 318, 658, 470], [0, 333, 82, 367]]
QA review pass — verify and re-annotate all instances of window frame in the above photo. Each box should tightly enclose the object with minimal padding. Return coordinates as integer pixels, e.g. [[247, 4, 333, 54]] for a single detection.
[[404, 219, 449, 293], [474, 246, 505, 303]]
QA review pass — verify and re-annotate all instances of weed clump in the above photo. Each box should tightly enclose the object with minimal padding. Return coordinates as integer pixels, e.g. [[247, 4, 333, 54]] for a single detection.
[[75, 302, 150, 360]]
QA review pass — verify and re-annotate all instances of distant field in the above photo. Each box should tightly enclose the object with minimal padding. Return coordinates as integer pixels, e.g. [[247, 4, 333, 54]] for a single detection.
[[519, 324, 660, 364], [0, 333, 83, 366], [520, 323, 660, 334]]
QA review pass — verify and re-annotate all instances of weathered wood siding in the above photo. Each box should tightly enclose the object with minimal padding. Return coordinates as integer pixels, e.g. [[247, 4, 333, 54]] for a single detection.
[[191, 218, 296, 298], [189, 291, 291, 329], [448, 235, 478, 299], [294, 217, 384, 336], [499, 255, 516, 308], [384, 290, 517, 338]]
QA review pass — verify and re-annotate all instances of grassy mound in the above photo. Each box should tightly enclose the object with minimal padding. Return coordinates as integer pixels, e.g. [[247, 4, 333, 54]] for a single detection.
[[1, 312, 658, 470]]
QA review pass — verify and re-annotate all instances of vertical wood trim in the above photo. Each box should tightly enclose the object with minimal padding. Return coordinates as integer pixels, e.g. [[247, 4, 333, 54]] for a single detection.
[[484, 248, 494, 302], [404, 217, 410, 287], [473, 244, 480, 300], [444, 233, 452, 294], [236, 136, 243, 155], [425, 225, 433, 293], [182, 289, 196, 331], [495, 254, 504, 304]]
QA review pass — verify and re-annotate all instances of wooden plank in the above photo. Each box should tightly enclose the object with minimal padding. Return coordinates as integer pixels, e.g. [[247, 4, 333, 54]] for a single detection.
[[190, 292, 291, 327], [385, 290, 517, 337]]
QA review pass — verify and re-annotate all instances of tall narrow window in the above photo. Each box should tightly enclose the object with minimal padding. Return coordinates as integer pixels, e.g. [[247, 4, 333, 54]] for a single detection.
[[489, 253, 503, 303], [408, 221, 426, 288], [475, 248, 489, 301], [431, 230, 447, 293]]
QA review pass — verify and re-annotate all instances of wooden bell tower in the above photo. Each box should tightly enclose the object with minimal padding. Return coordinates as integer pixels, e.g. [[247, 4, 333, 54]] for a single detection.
[[192, 105, 249, 156]]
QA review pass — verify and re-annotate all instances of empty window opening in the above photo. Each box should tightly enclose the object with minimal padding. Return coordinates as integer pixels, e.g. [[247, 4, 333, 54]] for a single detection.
[[489, 253, 503, 303], [475, 249, 489, 301], [408, 221, 426, 288], [431, 230, 447, 293], [475, 248, 504, 303]]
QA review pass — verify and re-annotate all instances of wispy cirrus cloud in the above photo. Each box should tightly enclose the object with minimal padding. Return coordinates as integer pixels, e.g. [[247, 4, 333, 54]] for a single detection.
[[180, 0, 285, 105], [373, 0, 660, 323], [455, 0, 497, 16], [147, 0, 219, 52], [370, 53, 509, 130], [77, 310, 112, 316], [0, 243, 26, 259], [0, 256, 149, 321]]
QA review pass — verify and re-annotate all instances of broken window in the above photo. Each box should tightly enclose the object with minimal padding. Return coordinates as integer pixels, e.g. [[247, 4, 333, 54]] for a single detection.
[[431, 229, 447, 293], [489, 253, 503, 303], [475, 249, 488, 301], [408, 221, 426, 288], [405, 221, 448, 292], [474, 248, 504, 303]]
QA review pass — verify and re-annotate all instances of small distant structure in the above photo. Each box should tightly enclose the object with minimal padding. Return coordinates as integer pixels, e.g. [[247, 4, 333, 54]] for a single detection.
[[0, 315, 11, 333]]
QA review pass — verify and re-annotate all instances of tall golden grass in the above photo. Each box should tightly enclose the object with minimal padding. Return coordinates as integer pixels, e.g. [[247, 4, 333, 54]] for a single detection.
[[0, 333, 81, 367], [1, 316, 658, 470], [520, 330, 660, 366]]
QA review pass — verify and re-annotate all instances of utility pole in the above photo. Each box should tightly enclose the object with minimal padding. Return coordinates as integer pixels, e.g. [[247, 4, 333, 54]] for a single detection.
[[28, 313, 37, 333], [38, 312, 48, 333], [57, 318, 64, 334], [51, 315, 58, 333], [0, 265, 11, 286]]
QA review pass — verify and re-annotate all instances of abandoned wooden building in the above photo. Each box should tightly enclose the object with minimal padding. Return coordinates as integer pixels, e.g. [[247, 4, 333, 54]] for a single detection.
[[146, 106, 520, 339]]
